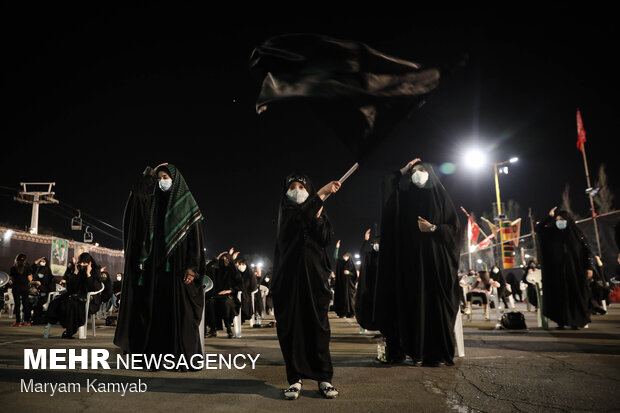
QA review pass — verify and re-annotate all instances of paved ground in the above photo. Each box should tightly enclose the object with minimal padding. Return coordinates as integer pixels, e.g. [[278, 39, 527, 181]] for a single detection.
[[1, 302, 619, 413]]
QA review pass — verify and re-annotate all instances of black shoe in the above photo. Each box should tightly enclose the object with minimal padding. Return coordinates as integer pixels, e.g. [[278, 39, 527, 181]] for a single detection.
[[207, 329, 217, 338], [422, 359, 448, 367], [61, 331, 74, 339], [226, 327, 233, 338]]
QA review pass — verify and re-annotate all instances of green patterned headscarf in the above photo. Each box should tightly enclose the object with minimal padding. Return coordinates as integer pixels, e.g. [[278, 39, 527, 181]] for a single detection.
[[139, 163, 204, 268]]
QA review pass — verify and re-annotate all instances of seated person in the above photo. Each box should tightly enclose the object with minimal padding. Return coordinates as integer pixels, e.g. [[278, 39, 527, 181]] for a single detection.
[[464, 270, 499, 320], [97, 270, 113, 312], [522, 260, 539, 309], [205, 253, 242, 338], [489, 265, 512, 309], [46, 253, 102, 338], [590, 255, 610, 315]]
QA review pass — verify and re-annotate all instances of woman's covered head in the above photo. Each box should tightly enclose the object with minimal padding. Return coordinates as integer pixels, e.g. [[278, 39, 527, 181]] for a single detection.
[[284, 173, 313, 204]]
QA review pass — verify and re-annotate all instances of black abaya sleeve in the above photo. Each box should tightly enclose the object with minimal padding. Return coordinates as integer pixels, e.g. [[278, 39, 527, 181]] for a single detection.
[[174, 222, 206, 285]]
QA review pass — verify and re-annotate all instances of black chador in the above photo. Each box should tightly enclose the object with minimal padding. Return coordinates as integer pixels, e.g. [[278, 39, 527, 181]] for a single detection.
[[114, 164, 206, 369], [375, 160, 461, 365], [272, 173, 334, 385], [355, 237, 381, 330], [239, 262, 258, 322], [536, 209, 592, 328], [333, 254, 356, 318]]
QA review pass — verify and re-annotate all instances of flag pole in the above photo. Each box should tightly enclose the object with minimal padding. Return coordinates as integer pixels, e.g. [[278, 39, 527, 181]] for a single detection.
[[459, 207, 473, 269], [580, 143, 603, 257]]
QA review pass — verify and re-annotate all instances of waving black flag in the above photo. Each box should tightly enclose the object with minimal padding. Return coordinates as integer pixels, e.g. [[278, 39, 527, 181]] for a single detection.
[[250, 33, 441, 160]]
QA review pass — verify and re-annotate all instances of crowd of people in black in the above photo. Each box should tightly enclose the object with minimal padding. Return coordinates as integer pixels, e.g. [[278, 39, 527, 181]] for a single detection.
[[3, 160, 618, 402]]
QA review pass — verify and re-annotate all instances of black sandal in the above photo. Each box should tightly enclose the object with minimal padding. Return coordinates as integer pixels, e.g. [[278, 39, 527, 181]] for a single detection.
[[318, 382, 338, 399], [284, 381, 302, 400]]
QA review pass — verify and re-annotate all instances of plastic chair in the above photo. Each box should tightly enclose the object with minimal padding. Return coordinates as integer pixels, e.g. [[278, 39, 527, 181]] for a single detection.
[[4, 290, 15, 318], [249, 288, 260, 327], [526, 269, 548, 329], [504, 284, 516, 309], [232, 291, 243, 338], [454, 311, 465, 357], [466, 286, 500, 322], [78, 284, 106, 339], [44, 284, 104, 339], [259, 285, 271, 316]]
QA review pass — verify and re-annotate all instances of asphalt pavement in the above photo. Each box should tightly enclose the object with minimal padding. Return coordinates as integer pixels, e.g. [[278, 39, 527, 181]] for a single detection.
[[1, 302, 618, 412]]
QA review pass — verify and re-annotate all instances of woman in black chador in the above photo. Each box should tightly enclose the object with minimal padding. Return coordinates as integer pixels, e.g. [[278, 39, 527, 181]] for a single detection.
[[47, 253, 102, 338], [355, 229, 381, 330], [535, 207, 592, 329], [114, 163, 206, 370], [237, 258, 257, 323], [333, 250, 357, 318], [375, 158, 461, 366], [273, 173, 341, 400]]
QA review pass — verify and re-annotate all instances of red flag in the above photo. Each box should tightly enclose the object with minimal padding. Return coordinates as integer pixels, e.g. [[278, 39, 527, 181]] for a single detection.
[[576, 108, 587, 151], [476, 232, 496, 249], [467, 216, 480, 245]]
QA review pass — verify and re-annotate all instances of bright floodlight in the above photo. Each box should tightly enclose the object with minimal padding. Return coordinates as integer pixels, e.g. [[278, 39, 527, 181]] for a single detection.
[[354, 253, 360, 259], [3, 230, 13, 241], [509, 157, 519, 163], [257, 262, 263, 268], [476, 259, 483, 264], [463, 148, 487, 169]]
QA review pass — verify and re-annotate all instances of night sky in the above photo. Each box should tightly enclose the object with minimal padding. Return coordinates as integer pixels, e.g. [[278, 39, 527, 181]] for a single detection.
[[3, 5, 618, 265]]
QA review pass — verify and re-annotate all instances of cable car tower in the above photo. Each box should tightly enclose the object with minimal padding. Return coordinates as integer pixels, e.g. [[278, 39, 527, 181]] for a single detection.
[[13, 182, 59, 234]]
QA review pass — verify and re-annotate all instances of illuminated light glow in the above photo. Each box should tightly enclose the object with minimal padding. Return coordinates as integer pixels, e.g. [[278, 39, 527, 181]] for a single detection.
[[439, 162, 456, 175], [469, 245, 477, 253], [509, 157, 519, 163], [3, 230, 13, 241], [463, 149, 487, 170], [476, 259, 483, 264], [354, 254, 360, 259]]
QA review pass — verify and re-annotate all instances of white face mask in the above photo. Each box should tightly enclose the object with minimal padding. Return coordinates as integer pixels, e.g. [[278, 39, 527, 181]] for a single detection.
[[286, 188, 309, 204], [159, 178, 173, 192], [238, 265, 247, 272], [343, 256, 350, 261], [116, 276, 122, 281], [40, 262, 46, 267], [555, 220, 567, 230], [372, 244, 379, 252], [411, 170, 429, 188], [492, 268, 499, 274]]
